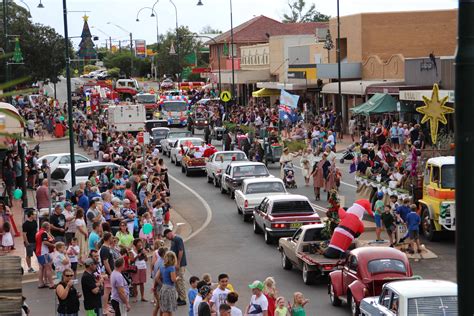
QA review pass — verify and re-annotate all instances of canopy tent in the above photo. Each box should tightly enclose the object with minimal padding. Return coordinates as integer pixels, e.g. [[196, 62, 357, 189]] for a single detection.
[[351, 93, 410, 115], [0, 102, 24, 134], [252, 88, 281, 98]]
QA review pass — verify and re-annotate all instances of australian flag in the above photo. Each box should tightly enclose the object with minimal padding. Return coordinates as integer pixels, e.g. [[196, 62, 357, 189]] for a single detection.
[[279, 89, 299, 122], [279, 104, 293, 121]]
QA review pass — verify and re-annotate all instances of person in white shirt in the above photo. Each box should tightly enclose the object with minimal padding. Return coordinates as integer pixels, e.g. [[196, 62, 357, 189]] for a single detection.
[[193, 281, 207, 316], [210, 274, 231, 315], [226, 292, 243, 316], [246, 280, 268, 316]]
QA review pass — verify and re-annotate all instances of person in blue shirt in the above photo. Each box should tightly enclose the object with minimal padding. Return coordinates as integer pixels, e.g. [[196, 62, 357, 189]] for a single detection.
[[406, 204, 421, 254], [396, 198, 411, 243], [188, 276, 199, 316], [88, 222, 102, 251], [76, 189, 89, 212]]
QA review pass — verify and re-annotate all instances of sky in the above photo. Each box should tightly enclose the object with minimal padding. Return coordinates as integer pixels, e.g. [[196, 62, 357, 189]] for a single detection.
[[21, 0, 458, 49]]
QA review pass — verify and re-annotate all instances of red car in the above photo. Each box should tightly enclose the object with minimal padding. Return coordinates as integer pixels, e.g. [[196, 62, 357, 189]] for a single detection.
[[328, 247, 413, 316]]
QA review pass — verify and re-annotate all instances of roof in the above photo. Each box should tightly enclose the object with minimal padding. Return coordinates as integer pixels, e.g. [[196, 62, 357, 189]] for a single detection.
[[213, 150, 245, 155], [243, 178, 284, 184], [229, 161, 266, 167], [351, 93, 410, 115], [427, 156, 455, 167], [151, 127, 170, 131], [351, 246, 408, 262], [265, 194, 309, 202], [387, 280, 457, 297], [208, 15, 327, 44], [252, 88, 281, 98]]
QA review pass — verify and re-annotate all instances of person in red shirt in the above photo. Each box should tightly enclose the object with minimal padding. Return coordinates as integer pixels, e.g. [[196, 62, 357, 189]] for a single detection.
[[124, 182, 138, 211], [35, 222, 55, 288]]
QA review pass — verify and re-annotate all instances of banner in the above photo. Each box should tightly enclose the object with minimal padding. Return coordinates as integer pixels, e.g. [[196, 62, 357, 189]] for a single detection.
[[280, 89, 299, 109], [135, 39, 146, 58]]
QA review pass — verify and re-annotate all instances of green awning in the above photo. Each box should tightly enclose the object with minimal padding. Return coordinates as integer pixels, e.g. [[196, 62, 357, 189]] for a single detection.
[[351, 93, 410, 115]]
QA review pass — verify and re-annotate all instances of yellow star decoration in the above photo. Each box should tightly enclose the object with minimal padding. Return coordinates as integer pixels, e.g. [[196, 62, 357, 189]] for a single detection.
[[416, 83, 454, 144], [83, 15, 89, 22]]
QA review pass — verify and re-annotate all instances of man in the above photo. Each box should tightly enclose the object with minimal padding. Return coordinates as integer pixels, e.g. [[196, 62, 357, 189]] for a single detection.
[[219, 304, 232, 316], [76, 189, 89, 212], [35, 222, 55, 288], [164, 228, 187, 306], [88, 222, 102, 251], [124, 182, 138, 211], [63, 202, 76, 245], [81, 258, 103, 316], [100, 232, 115, 312], [210, 273, 231, 314], [27, 116, 35, 138], [120, 199, 136, 234], [22, 210, 37, 273], [86, 199, 102, 232], [356, 154, 371, 177], [49, 204, 66, 242], [246, 280, 268, 316], [111, 257, 131, 316], [36, 179, 50, 210]]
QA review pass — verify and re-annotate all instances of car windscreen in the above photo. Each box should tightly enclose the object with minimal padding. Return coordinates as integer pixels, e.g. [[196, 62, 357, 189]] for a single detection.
[[246, 182, 285, 194], [233, 165, 269, 178], [367, 259, 406, 275], [441, 165, 455, 189], [181, 139, 202, 147], [42, 156, 57, 164], [407, 296, 457, 315], [271, 200, 313, 214], [216, 152, 246, 162], [168, 132, 191, 139], [152, 130, 168, 137], [162, 102, 187, 112], [137, 95, 156, 103], [51, 167, 68, 180]]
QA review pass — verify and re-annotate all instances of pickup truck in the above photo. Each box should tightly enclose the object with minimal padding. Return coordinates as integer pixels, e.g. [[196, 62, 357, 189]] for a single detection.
[[160, 131, 192, 157], [235, 178, 287, 222], [279, 224, 338, 285], [253, 195, 320, 245], [206, 151, 247, 187], [360, 279, 457, 316], [181, 148, 207, 176], [220, 162, 271, 199], [329, 247, 413, 316], [170, 138, 204, 166]]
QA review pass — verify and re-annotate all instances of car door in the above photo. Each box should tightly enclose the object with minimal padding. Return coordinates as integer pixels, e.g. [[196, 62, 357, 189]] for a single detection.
[[256, 198, 269, 228], [286, 228, 302, 265], [235, 182, 244, 209], [223, 166, 232, 190], [342, 254, 359, 296], [377, 288, 397, 315]]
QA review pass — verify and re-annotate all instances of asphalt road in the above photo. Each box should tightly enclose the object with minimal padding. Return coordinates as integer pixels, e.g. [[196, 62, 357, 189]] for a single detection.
[[22, 131, 456, 315]]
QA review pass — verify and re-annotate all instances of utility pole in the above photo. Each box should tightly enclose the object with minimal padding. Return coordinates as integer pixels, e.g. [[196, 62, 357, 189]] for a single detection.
[[3, 0, 8, 86], [129, 32, 133, 77], [109, 36, 112, 51], [456, 1, 474, 314], [230, 0, 235, 103], [336, 0, 342, 114]]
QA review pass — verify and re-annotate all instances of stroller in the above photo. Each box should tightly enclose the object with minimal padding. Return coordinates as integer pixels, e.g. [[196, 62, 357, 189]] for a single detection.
[[283, 162, 297, 189], [339, 145, 356, 164]]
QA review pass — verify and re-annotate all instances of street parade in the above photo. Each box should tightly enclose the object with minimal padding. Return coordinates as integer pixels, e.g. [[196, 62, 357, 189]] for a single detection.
[[0, 0, 468, 315]]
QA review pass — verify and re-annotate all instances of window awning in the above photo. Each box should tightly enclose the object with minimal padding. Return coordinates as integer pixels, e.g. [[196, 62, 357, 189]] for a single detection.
[[252, 88, 280, 98], [351, 93, 410, 115], [321, 80, 404, 95]]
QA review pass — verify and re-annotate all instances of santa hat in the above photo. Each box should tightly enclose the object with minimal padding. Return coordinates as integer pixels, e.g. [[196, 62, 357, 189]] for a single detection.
[[354, 199, 373, 217]]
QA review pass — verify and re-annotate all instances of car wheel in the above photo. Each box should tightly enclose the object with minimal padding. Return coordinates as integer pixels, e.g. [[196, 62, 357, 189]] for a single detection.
[[264, 228, 273, 244], [175, 159, 180, 166], [329, 283, 342, 306], [253, 219, 261, 234], [230, 190, 235, 199], [185, 167, 190, 177], [340, 158, 345, 164], [243, 214, 251, 222], [302, 263, 315, 285], [350, 293, 360, 316], [181, 166, 185, 173], [220, 184, 227, 194], [207, 174, 213, 183], [237, 206, 242, 214], [421, 206, 441, 241], [281, 252, 292, 270], [213, 175, 219, 187]]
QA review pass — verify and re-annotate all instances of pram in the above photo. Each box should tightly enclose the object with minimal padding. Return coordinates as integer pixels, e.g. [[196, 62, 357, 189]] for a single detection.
[[339, 145, 355, 164], [283, 162, 297, 189]]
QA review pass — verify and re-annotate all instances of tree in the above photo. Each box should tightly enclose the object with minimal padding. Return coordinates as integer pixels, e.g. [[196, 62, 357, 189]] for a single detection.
[[282, 0, 330, 23], [77, 15, 97, 60], [200, 25, 222, 34], [103, 51, 151, 77]]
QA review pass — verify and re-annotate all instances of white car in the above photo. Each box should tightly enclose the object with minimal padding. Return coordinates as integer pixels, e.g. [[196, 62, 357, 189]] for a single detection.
[[220, 161, 272, 199], [235, 178, 287, 222], [360, 279, 457, 316], [170, 137, 204, 166], [50, 162, 123, 194], [38, 153, 92, 172], [205, 150, 247, 187], [160, 131, 192, 157]]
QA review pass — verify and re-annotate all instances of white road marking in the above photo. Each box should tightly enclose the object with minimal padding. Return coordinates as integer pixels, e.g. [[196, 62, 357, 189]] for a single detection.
[[168, 173, 213, 242]]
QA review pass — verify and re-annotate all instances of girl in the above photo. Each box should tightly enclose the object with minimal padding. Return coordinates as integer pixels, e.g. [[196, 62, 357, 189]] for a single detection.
[[274, 297, 289, 316], [155, 251, 178, 316], [53, 242, 70, 281], [116, 220, 134, 249], [1, 221, 13, 252], [66, 238, 79, 279], [264, 277, 278, 316], [130, 238, 148, 303], [73, 208, 88, 264], [139, 212, 154, 249], [290, 292, 309, 316]]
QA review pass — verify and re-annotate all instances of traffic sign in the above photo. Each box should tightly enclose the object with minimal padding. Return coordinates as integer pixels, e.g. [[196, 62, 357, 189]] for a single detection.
[[220, 90, 232, 102]]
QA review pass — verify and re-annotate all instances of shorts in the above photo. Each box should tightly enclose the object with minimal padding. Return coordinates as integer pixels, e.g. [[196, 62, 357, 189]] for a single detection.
[[37, 254, 52, 265], [385, 225, 396, 235], [111, 300, 127, 316], [87, 140, 93, 147], [71, 262, 78, 272], [154, 223, 164, 237], [374, 214, 382, 228], [26, 243, 35, 257], [391, 138, 399, 144], [132, 268, 146, 285], [409, 230, 419, 240], [85, 308, 102, 316]]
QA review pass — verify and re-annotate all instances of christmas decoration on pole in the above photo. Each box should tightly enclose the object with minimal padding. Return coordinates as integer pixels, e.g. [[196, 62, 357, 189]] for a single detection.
[[416, 83, 455, 144], [77, 15, 97, 60], [323, 30, 334, 63], [12, 38, 23, 63]]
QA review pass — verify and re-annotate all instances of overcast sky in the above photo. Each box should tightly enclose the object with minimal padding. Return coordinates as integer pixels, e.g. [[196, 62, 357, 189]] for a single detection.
[[23, 0, 458, 48]]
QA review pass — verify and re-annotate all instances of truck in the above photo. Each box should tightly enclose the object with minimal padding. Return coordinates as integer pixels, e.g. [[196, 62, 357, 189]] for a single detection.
[[107, 103, 146, 132], [136, 93, 158, 119], [278, 224, 339, 285], [159, 99, 189, 126], [360, 279, 457, 316]]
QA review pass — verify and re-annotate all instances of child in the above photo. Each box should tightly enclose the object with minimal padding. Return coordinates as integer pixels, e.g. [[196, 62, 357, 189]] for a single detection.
[[53, 242, 70, 281], [139, 212, 154, 249], [290, 292, 309, 316], [373, 191, 385, 241], [1, 222, 13, 252], [201, 273, 218, 290], [389, 194, 400, 212], [67, 237, 80, 279], [406, 204, 422, 254], [152, 199, 164, 240], [188, 276, 200, 316], [226, 292, 243, 316], [381, 205, 396, 247], [275, 297, 289, 316]]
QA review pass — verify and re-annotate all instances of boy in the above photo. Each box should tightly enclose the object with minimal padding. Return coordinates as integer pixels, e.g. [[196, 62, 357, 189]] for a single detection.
[[381, 205, 396, 247], [406, 204, 422, 254], [389, 194, 399, 212], [67, 237, 80, 279], [396, 198, 412, 243], [373, 191, 385, 241], [226, 292, 243, 316], [188, 276, 200, 316], [211, 273, 231, 315]]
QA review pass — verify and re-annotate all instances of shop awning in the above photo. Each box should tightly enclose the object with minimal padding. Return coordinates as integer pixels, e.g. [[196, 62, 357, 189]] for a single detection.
[[252, 88, 280, 98], [0, 102, 25, 134], [321, 80, 403, 95], [351, 93, 410, 115]]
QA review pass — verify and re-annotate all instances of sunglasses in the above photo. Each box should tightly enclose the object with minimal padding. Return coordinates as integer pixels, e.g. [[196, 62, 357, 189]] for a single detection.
[[64, 274, 74, 277]]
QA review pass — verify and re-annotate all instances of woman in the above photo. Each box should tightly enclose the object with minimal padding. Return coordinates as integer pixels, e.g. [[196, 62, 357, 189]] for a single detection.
[[130, 238, 148, 303], [300, 149, 313, 187], [73, 208, 88, 264], [310, 153, 330, 201], [109, 197, 123, 235], [325, 157, 341, 200], [263, 277, 278, 316], [155, 251, 178, 316], [279, 148, 300, 180], [88, 170, 98, 187], [55, 268, 80, 316], [158, 158, 169, 188], [115, 220, 134, 249], [101, 192, 112, 223]]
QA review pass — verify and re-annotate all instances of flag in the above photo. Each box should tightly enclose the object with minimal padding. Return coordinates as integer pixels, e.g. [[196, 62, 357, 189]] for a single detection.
[[279, 90, 300, 122]]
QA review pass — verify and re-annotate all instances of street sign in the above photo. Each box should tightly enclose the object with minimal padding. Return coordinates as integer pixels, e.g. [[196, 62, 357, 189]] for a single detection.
[[143, 132, 150, 145], [220, 90, 232, 102]]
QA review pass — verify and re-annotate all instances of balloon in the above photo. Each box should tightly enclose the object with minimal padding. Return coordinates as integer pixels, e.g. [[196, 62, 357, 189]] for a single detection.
[[143, 223, 153, 235], [13, 189, 22, 200], [60, 116, 65, 121]]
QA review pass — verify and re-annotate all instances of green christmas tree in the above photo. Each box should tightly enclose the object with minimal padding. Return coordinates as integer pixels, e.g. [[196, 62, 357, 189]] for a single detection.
[[77, 15, 97, 59], [12, 38, 23, 63]]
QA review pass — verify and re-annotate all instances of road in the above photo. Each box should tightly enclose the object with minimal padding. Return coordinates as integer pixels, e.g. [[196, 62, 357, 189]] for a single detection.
[[23, 132, 456, 315]]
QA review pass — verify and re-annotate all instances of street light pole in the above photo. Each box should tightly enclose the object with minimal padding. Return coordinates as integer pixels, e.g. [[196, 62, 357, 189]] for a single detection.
[[136, 7, 159, 80], [3, 0, 8, 86], [336, 0, 342, 115], [230, 0, 235, 102], [169, 0, 180, 83], [62, 0, 76, 186]]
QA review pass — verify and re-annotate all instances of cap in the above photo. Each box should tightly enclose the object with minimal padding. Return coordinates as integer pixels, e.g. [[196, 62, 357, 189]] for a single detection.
[[248, 280, 264, 291], [377, 191, 384, 199], [84, 258, 96, 267]]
